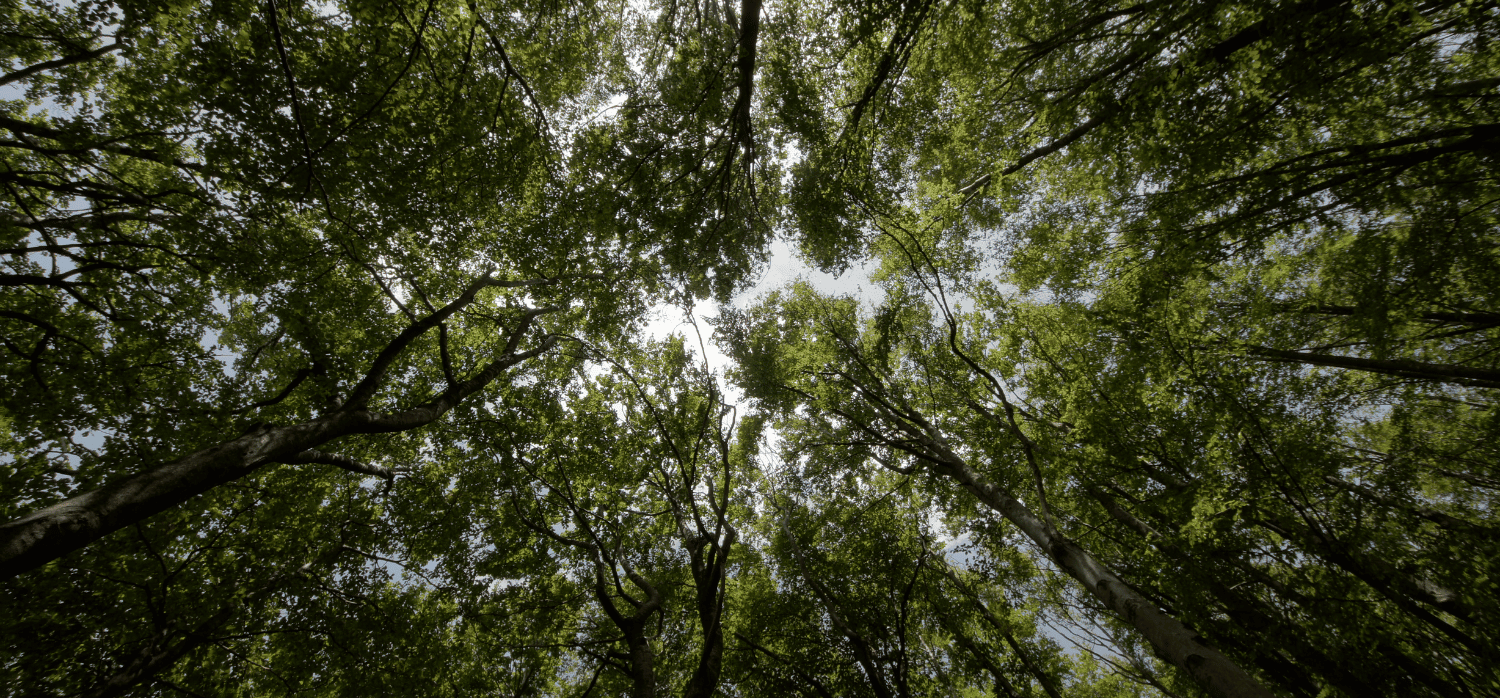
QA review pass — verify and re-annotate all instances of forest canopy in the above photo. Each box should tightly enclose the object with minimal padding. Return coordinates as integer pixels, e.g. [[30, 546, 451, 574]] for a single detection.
[[1, 0, 1496, 696]]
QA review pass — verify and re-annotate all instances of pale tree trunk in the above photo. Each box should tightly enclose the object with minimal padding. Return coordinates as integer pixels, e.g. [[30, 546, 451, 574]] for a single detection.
[[922, 445, 1274, 698], [1090, 488, 1381, 698], [819, 367, 1275, 698]]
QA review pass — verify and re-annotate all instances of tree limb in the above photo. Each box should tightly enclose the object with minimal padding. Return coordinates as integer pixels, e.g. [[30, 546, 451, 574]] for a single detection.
[[0, 41, 123, 88]]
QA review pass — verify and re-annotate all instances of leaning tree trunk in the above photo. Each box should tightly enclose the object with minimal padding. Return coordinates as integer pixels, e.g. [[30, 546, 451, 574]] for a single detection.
[[806, 363, 1276, 698], [0, 340, 551, 580], [939, 566, 1066, 698], [916, 437, 1276, 698], [1090, 489, 1380, 697], [0, 273, 563, 579], [779, 516, 898, 698]]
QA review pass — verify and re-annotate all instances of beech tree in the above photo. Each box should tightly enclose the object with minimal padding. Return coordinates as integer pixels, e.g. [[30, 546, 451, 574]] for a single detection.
[[721, 0, 1496, 693], [4, 0, 1497, 695]]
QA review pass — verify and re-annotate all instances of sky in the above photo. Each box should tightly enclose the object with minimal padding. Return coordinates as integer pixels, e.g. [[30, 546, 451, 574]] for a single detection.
[[640, 236, 879, 387]]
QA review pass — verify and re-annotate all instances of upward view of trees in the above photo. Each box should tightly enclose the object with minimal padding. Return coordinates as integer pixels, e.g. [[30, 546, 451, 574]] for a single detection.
[[1, 0, 1494, 696]]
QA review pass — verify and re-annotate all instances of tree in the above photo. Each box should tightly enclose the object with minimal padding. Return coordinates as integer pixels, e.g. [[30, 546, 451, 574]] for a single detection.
[[720, 0, 1499, 691], [496, 336, 748, 698], [4, 0, 1497, 695], [0, 0, 614, 577], [717, 281, 1274, 698], [2, 0, 765, 691]]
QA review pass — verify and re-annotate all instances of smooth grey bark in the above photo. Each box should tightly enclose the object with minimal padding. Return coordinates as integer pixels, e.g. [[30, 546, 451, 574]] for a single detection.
[[0, 113, 210, 172], [1090, 488, 1379, 698], [822, 369, 1278, 696], [811, 360, 1275, 698], [804, 279, 1275, 698], [814, 368, 1275, 698], [0, 272, 565, 579], [1437, 468, 1500, 490], [923, 445, 1275, 698], [868, 227, 1277, 696], [601, 327, 744, 698], [588, 559, 663, 698], [728, 0, 762, 156], [603, 333, 740, 698]]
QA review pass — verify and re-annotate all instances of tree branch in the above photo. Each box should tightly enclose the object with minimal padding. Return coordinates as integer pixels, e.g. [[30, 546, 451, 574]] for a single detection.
[[279, 449, 398, 481], [0, 41, 123, 88]]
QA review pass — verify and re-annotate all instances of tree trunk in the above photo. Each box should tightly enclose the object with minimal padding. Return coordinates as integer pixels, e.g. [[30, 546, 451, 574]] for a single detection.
[[0, 336, 555, 580], [1251, 513, 1488, 664], [1225, 302, 1500, 326], [628, 635, 656, 698], [939, 566, 1065, 698], [779, 516, 896, 698], [1091, 489, 1378, 697], [945, 623, 1021, 698], [1255, 512, 1476, 624], [1322, 475, 1494, 536], [919, 443, 1275, 698], [1244, 346, 1500, 389], [682, 530, 734, 698]]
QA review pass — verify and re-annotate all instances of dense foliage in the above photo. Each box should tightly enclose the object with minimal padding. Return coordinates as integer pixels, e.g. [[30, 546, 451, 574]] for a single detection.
[[2, 0, 1495, 696]]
